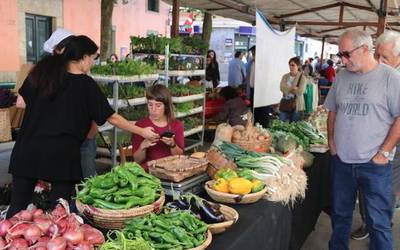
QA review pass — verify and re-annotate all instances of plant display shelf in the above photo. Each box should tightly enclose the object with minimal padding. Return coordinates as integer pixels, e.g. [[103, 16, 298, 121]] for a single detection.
[[91, 74, 159, 83], [175, 106, 203, 118], [93, 74, 155, 166]]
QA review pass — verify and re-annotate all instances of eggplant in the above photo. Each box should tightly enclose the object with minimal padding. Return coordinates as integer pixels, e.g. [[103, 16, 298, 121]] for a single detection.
[[175, 196, 190, 210], [198, 200, 225, 224]]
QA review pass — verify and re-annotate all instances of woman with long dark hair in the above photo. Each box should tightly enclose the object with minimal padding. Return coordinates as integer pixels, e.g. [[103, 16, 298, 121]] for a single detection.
[[206, 50, 220, 88], [7, 35, 158, 218], [132, 84, 184, 171]]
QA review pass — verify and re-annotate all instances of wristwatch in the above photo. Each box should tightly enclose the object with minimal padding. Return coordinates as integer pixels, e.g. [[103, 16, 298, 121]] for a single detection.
[[378, 149, 390, 158]]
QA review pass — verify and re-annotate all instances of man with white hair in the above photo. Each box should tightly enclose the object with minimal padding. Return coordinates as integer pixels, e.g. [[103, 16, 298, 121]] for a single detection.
[[376, 30, 400, 70], [351, 30, 400, 241], [324, 29, 400, 250]]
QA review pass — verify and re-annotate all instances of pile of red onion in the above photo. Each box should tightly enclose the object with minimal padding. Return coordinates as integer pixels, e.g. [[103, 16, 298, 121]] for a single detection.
[[0, 200, 104, 250]]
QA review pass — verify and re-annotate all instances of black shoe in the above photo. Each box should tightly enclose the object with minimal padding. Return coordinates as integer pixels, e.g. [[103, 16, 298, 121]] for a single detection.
[[351, 224, 369, 240]]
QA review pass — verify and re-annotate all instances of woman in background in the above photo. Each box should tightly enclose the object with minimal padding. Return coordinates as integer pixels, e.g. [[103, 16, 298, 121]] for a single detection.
[[279, 57, 307, 122], [208, 86, 248, 126], [132, 85, 184, 171], [206, 50, 220, 88]]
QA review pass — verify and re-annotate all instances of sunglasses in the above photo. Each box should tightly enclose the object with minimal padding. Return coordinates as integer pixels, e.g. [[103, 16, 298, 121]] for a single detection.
[[94, 53, 100, 60], [337, 45, 363, 59]]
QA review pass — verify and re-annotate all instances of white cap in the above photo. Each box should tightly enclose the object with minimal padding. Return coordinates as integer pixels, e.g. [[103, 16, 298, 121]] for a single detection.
[[43, 28, 74, 53]]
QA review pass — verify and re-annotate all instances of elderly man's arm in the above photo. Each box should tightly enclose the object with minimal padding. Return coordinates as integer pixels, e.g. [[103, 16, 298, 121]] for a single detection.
[[373, 117, 400, 164], [327, 111, 337, 155]]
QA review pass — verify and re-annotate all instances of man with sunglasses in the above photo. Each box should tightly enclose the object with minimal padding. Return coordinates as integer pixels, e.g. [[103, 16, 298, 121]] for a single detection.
[[350, 30, 400, 241], [324, 29, 400, 250]]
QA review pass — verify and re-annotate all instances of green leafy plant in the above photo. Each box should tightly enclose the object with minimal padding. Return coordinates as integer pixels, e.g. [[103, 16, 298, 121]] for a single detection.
[[91, 60, 156, 76]]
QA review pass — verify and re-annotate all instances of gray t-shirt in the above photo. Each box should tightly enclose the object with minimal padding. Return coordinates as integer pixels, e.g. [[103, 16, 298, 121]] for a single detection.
[[324, 64, 400, 163]]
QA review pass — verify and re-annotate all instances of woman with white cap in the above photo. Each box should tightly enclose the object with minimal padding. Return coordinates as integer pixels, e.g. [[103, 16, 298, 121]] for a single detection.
[[44, 28, 99, 178], [7, 35, 159, 218]]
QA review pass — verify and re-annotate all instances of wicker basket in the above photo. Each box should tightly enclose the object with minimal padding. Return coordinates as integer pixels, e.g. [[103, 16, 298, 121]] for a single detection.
[[206, 148, 237, 178], [0, 108, 11, 142], [148, 155, 208, 182], [204, 180, 267, 204], [190, 230, 212, 250], [231, 112, 271, 153], [76, 191, 165, 229], [208, 204, 239, 234], [231, 137, 271, 152]]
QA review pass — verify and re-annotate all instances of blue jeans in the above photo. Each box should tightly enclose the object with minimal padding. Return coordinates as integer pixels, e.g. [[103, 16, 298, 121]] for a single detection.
[[80, 138, 97, 179], [279, 110, 300, 122], [329, 155, 393, 250]]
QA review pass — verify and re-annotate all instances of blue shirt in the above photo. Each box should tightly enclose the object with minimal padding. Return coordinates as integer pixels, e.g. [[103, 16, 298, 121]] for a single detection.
[[228, 58, 246, 87]]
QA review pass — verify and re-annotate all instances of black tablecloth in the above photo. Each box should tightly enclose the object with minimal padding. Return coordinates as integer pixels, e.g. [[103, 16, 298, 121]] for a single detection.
[[208, 199, 292, 250], [290, 152, 332, 250], [200, 153, 331, 250]]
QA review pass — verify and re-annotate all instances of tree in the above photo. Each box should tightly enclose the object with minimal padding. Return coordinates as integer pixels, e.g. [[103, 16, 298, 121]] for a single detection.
[[100, 0, 129, 62], [202, 12, 212, 48]]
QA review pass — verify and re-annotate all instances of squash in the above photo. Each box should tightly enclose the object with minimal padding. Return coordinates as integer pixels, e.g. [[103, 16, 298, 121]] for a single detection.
[[228, 177, 253, 195], [213, 178, 229, 193]]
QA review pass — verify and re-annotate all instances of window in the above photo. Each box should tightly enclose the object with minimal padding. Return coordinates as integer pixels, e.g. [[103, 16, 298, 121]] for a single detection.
[[25, 14, 52, 63], [147, 0, 159, 12]]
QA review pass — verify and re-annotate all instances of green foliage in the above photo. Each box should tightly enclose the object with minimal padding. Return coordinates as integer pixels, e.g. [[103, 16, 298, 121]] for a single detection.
[[119, 105, 148, 121], [91, 59, 156, 76], [174, 102, 195, 114], [130, 35, 208, 55], [168, 84, 204, 96], [184, 116, 202, 130]]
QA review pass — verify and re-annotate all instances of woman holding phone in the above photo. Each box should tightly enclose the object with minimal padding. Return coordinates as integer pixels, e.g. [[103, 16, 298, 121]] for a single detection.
[[132, 84, 184, 171]]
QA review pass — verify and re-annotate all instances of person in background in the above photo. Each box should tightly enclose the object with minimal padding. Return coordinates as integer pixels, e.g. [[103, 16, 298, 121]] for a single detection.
[[228, 51, 246, 88], [279, 57, 307, 122], [43, 29, 99, 179], [205, 50, 220, 88], [302, 58, 314, 77], [7, 35, 159, 218], [325, 59, 336, 84], [110, 53, 119, 63], [325, 29, 400, 250], [245, 46, 256, 108], [132, 85, 184, 171], [350, 30, 400, 241], [208, 86, 248, 127]]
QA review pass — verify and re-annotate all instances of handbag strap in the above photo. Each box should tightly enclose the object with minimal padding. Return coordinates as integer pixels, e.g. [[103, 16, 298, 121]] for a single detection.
[[296, 72, 303, 87]]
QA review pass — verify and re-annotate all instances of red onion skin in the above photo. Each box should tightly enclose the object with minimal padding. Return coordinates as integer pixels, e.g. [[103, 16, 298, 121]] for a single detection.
[[75, 241, 94, 250], [47, 224, 59, 238], [23, 224, 42, 243], [62, 228, 84, 245], [8, 238, 29, 250], [56, 218, 68, 234], [33, 215, 53, 234], [51, 205, 67, 221], [9, 217, 19, 225], [0, 219, 12, 237], [7, 223, 30, 239], [32, 209, 44, 219], [15, 210, 33, 222], [47, 237, 67, 250], [80, 224, 105, 245], [0, 237, 5, 248]]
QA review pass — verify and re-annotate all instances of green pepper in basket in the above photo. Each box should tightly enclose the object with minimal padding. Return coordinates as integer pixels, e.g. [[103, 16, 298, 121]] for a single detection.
[[251, 179, 265, 193], [213, 168, 238, 181], [238, 168, 255, 181]]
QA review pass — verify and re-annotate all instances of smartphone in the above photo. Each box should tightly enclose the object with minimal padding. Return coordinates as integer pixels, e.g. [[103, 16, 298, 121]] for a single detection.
[[160, 131, 175, 138]]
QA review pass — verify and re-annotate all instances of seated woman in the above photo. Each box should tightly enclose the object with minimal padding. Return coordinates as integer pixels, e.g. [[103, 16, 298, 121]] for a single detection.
[[208, 86, 249, 126], [132, 85, 184, 171]]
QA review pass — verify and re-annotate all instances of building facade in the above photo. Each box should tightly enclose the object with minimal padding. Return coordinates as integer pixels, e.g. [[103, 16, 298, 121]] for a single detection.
[[0, 0, 170, 82]]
